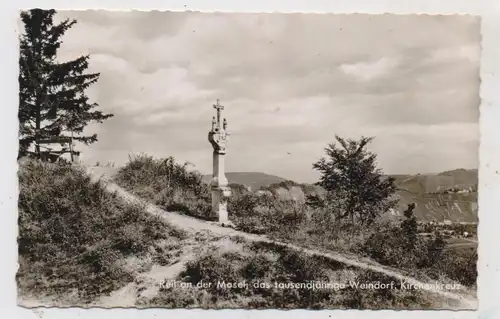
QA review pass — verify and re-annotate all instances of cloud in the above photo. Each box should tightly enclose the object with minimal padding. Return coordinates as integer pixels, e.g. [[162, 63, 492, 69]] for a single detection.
[[340, 57, 399, 81], [429, 44, 481, 63], [50, 11, 480, 181]]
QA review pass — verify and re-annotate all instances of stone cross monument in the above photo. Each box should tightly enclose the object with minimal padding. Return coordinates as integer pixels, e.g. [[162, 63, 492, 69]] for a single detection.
[[208, 99, 232, 225]]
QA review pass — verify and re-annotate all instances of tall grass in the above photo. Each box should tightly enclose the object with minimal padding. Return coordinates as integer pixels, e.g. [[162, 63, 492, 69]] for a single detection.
[[17, 159, 186, 303], [147, 241, 441, 309], [114, 155, 477, 289], [114, 154, 213, 220], [361, 224, 477, 289]]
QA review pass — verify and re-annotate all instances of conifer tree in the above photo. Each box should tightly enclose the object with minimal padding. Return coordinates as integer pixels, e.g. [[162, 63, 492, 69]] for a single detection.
[[18, 9, 113, 157]]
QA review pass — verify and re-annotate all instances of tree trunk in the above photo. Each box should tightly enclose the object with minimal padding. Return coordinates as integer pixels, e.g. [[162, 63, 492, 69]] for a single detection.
[[35, 95, 41, 155]]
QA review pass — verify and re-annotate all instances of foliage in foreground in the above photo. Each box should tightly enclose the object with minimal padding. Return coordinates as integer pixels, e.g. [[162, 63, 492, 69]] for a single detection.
[[229, 191, 477, 287], [114, 154, 213, 220], [113, 137, 476, 289], [112, 148, 476, 300], [362, 203, 477, 287], [146, 241, 447, 309], [17, 159, 186, 302]]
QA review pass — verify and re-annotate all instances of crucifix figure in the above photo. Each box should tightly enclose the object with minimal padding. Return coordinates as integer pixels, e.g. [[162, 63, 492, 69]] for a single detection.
[[213, 99, 224, 129]]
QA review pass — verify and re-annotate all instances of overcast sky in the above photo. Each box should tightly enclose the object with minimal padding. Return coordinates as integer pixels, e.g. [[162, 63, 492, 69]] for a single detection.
[[49, 11, 479, 182]]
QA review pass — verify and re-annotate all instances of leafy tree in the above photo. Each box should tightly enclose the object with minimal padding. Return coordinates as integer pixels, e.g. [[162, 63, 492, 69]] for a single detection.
[[18, 9, 113, 157], [312, 136, 397, 225]]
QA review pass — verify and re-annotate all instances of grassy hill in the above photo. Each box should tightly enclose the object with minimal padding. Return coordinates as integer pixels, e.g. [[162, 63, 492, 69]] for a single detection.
[[17, 159, 187, 304], [114, 157, 477, 293], [18, 157, 466, 308]]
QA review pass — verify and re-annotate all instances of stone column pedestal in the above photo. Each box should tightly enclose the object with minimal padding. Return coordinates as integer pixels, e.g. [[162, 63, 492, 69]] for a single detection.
[[211, 184, 231, 223], [208, 135, 232, 225]]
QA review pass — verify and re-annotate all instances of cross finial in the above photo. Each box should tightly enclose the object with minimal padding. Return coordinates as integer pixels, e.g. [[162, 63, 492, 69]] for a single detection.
[[213, 99, 224, 128]]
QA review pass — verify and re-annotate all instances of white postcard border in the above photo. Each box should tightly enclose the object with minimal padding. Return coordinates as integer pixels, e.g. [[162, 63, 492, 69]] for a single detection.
[[1, 1, 498, 318]]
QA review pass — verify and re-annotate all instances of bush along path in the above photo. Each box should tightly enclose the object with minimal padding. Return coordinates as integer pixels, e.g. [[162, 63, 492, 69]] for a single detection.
[[85, 165, 478, 310]]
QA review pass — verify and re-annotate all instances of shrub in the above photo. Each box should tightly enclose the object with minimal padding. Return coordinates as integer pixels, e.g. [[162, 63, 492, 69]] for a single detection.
[[181, 250, 247, 297], [150, 241, 440, 309], [114, 154, 213, 220], [363, 204, 428, 269], [229, 183, 249, 196], [432, 248, 477, 287], [362, 203, 477, 287], [363, 227, 428, 269], [228, 191, 306, 235]]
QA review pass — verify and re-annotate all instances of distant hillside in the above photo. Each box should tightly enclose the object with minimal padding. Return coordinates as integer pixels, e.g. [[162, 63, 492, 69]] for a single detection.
[[390, 169, 478, 194], [203, 169, 478, 194], [386, 169, 478, 223], [384, 190, 478, 223], [202, 172, 287, 190], [206, 169, 478, 223]]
